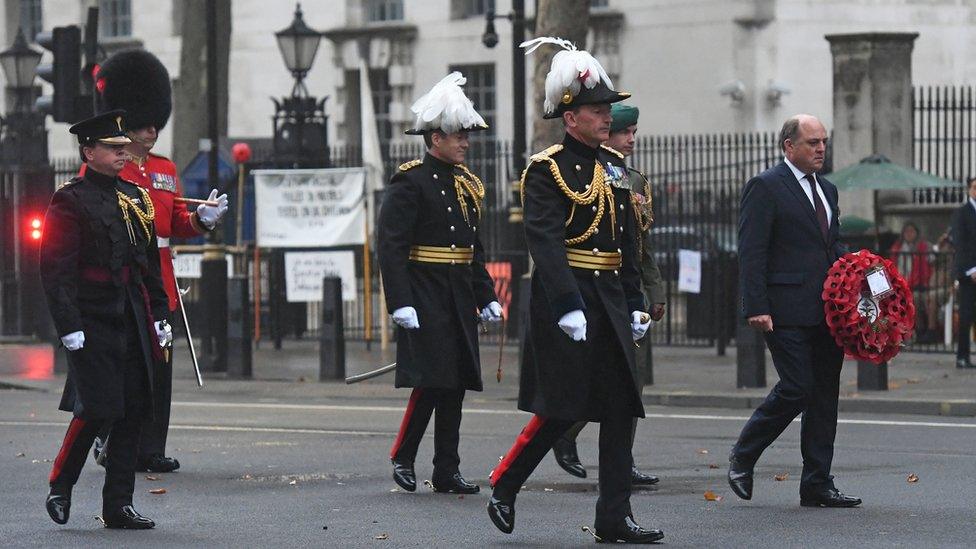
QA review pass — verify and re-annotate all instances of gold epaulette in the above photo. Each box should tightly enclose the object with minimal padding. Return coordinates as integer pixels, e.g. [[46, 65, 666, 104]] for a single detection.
[[528, 144, 564, 163], [398, 159, 423, 172], [56, 180, 75, 190], [600, 144, 624, 159]]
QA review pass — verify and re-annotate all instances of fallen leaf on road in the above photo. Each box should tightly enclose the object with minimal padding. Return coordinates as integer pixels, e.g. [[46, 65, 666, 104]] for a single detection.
[[708, 464, 720, 469], [696, 449, 709, 454], [774, 473, 789, 481], [298, 376, 306, 382], [704, 490, 722, 501], [15, 452, 25, 458], [145, 476, 159, 481], [148, 488, 167, 495], [907, 473, 919, 483], [289, 480, 297, 485], [389, 488, 400, 493], [906, 378, 920, 384], [374, 533, 389, 540], [457, 495, 464, 500]]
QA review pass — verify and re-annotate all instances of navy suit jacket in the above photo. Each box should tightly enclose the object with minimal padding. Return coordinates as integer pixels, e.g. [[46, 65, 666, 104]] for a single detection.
[[738, 162, 847, 327], [951, 202, 976, 281]]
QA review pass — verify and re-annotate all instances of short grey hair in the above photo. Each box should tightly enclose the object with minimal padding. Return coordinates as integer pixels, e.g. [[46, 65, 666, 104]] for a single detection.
[[779, 116, 801, 151]]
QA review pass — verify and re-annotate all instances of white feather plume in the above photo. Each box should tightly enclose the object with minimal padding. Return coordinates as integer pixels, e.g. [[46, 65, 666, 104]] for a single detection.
[[409, 71, 488, 134], [520, 36, 614, 115]]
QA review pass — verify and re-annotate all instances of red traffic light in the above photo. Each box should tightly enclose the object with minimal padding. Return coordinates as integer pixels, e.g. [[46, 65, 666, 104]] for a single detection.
[[28, 217, 42, 241]]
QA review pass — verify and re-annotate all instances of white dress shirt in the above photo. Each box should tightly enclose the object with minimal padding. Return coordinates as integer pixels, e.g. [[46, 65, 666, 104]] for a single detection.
[[783, 156, 832, 226]]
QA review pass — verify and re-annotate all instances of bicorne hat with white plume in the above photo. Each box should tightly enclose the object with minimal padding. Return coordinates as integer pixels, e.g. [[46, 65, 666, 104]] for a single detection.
[[404, 72, 489, 135], [520, 37, 630, 120]]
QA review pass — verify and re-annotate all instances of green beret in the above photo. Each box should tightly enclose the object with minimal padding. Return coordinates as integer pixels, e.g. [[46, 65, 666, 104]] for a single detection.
[[610, 104, 639, 132]]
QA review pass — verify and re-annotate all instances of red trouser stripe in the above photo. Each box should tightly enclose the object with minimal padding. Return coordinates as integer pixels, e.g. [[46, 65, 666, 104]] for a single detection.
[[389, 388, 423, 460], [489, 415, 547, 487], [49, 417, 86, 484]]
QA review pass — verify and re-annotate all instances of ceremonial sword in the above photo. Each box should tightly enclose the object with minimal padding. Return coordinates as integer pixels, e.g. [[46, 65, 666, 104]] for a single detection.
[[176, 281, 204, 387], [345, 362, 396, 384]]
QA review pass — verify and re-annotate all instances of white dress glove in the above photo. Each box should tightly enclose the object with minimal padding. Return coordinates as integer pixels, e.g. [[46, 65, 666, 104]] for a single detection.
[[61, 331, 85, 351], [392, 306, 420, 329], [479, 301, 504, 323], [557, 309, 587, 341], [631, 311, 652, 341], [196, 189, 230, 229], [155, 320, 173, 347]]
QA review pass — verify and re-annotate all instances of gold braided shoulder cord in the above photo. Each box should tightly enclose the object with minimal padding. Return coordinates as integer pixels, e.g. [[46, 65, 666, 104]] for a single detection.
[[116, 187, 156, 244], [454, 164, 486, 225], [519, 152, 617, 246]]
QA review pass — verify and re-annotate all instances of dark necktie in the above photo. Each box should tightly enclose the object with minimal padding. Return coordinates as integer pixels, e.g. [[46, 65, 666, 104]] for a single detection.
[[804, 174, 829, 239]]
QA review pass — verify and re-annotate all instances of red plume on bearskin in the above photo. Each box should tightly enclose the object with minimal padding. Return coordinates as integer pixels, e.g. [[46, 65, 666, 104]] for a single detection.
[[95, 49, 172, 131], [822, 250, 916, 364]]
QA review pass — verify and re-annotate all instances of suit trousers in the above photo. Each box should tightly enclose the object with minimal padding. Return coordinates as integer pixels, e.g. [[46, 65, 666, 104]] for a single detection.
[[732, 323, 844, 492], [390, 387, 466, 478], [957, 279, 976, 360], [49, 311, 149, 514]]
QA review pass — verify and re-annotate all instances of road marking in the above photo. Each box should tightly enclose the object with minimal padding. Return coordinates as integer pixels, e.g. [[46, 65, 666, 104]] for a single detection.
[[168, 402, 976, 429], [0, 420, 390, 437]]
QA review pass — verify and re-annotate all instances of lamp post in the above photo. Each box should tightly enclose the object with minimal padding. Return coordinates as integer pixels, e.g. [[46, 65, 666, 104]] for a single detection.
[[272, 3, 329, 169], [0, 28, 51, 339]]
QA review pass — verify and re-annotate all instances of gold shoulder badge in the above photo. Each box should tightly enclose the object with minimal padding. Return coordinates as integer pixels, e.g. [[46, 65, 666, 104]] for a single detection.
[[56, 179, 75, 190], [529, 144, 564, 163], [600, 144, 624, 159], [398, 159, 423, 172]]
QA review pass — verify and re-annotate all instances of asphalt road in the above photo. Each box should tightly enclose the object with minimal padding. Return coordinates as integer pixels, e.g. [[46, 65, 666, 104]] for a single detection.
[[1, 388, 974, 547]]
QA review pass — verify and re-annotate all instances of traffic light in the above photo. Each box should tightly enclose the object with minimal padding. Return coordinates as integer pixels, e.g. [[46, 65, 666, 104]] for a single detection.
[[28, 216, 43, 242], [35, 26, 81, 123]]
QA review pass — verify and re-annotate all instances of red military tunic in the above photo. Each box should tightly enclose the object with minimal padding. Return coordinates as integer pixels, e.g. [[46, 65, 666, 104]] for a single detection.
[[80, 153, 205, 311]]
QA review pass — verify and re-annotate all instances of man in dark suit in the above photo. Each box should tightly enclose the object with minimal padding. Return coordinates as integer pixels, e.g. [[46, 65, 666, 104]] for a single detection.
[[727, 114, 861, 508], [951, 176, 976, 369]]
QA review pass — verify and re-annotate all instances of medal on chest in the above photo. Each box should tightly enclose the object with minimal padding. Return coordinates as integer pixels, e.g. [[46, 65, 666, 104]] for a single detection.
[[604, 162, 627, 188], [150, 172, 177, 192]]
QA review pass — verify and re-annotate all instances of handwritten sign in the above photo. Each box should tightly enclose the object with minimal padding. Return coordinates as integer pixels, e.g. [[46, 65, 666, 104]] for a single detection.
[[253, 168, 367, 247], [284, 251, 357, 303]]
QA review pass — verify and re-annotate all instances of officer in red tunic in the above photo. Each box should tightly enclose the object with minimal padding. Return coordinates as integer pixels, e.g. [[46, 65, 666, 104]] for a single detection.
[[86, 49, 229, 473]]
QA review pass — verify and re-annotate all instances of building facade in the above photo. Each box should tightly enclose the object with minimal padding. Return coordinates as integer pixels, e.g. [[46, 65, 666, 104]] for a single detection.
[[3, 0, 976, 163]]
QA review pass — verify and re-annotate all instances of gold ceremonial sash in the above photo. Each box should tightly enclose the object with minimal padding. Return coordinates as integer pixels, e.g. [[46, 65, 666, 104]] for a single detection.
[[409, 245, 474, 265]]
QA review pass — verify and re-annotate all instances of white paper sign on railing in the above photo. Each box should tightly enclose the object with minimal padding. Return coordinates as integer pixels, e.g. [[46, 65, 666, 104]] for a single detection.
[[253, 168, 367, 248], [677, 249, 702, 294], [171, 253, 234, 279], [284, 251, 357, 303]]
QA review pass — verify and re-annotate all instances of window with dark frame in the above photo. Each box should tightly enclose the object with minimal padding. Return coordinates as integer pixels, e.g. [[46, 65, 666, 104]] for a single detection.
[[452, 0, 495, 19], [99, 0, 132, 38], [365, 0, 404, 23], [447, 64, 496, 140], [19, 0, 43, 42]]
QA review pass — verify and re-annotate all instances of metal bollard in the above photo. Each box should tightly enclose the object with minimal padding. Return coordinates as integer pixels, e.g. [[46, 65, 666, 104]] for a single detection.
[[226, 276, 252, 379], [319, 276, 345, 381], [200, 246, 228, 372], [857, 360, 888, 391], [735, 317, 766, 388]]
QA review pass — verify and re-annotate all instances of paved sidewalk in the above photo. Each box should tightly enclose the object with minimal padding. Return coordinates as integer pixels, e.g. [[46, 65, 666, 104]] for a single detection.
[[2, 338, 975, 416]]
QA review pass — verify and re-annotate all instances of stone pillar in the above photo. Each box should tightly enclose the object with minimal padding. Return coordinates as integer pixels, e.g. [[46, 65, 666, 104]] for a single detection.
[[825, 33, 918, 223]]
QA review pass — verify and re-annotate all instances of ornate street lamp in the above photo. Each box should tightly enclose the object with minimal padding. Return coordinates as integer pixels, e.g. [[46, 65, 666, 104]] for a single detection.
[[0, 28, 42, 111], [275, 3, 323, 98], [271, 4, 329, 168]]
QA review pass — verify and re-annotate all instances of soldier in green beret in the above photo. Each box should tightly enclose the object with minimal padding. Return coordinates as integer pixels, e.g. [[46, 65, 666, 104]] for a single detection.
[[549, 102, 667, 487]]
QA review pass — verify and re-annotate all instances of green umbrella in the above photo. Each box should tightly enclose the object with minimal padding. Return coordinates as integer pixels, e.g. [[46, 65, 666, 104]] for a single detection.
[[828, 154, 956, 190]]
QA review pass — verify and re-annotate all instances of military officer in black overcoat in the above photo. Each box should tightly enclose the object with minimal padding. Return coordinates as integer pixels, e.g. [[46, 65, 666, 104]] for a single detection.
[[42, 111, 171, 529], [378, 73, 501, 495], [549, 103, 665, 487], [486, 39, 662, 543]]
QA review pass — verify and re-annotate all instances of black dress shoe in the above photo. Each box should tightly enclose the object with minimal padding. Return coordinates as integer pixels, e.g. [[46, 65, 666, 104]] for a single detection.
[[45, 493, 70, 525], [487, 494, 515, 534], [102, 505, 155, 529], [631, 466, 660, 486], [552, 437, 587, 479], [956, 358, 974, 369], [727, 454, 753, 500], [137, 454, 180, 473], [800, 487, 862, 508], [391, 460, 416, 492], [431, 472, 480, 494], [595, 516, 664, 544]]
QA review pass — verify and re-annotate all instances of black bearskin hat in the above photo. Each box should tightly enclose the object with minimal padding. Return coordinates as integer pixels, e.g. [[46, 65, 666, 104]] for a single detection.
[[95, 49, 172, 131]]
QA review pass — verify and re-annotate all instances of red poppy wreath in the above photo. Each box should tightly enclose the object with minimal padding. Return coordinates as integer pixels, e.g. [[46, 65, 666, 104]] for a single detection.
[[822, 250, 916, 364]]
